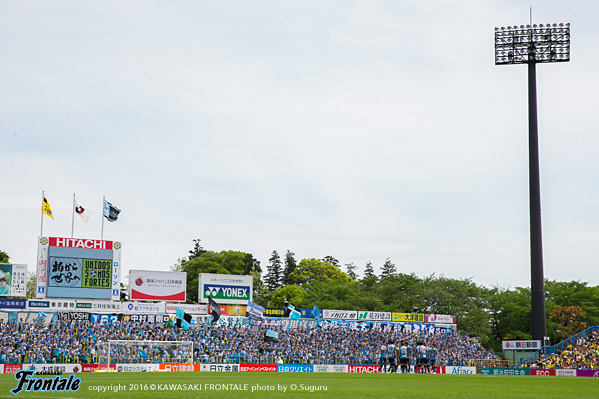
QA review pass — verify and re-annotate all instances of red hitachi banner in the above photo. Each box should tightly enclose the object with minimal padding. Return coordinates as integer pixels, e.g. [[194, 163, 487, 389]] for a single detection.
[[348, 365, 379, 373], [49, 237, 113, 250]]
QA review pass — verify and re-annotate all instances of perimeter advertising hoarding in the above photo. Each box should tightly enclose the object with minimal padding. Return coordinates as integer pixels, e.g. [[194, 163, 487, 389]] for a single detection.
[[200, 364, 240, 372], [322, 309, 357, 320], [357, 311, 391, 321], [129, 270, 186, 302], [36, 237, 121, 301], [198, 273, 253, 305], [392, 313, 425, 323], [121, 301, 166, 313], [166, 303, 208, 314], [0, 264, 27, 297], [502, 340, 541, 350]]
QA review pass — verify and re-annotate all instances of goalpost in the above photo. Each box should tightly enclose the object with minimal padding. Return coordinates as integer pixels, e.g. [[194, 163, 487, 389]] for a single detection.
[[97, 340, 194, 371]]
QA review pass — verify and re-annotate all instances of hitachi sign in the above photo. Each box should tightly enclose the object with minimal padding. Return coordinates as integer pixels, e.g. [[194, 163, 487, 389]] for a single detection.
[[49, 237, 112, 250]]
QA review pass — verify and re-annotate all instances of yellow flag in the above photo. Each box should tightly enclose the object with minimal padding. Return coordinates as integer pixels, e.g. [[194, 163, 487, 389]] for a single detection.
[[41, 196, 54, 219]]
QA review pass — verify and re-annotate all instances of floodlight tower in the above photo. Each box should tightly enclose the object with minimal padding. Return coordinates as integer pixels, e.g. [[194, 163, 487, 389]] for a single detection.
[[495, 23, 570, 341]]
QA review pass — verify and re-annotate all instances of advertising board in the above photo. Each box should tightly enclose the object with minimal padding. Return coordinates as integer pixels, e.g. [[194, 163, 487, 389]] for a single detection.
[[530, 369, 556, 376], [166, 303, 207, 314], [0, 264, 27, 297], [436, 366, 476, 374], [348, 365, 379, 373], [199, 364, 240, 372], [391, 313, 426, 323], [121, 301, 166, 313], [313, 365, 348, 373], [158, 364, 194, 372], [199, 273, 253, 305], [425, 314, 457, 324], [240, 364, 277, 372], [502, 340, 542, 350], [116, 364, 160, 372], [322, 309, 357, 320], [277, 364, 313, 372], [129, 270, 186, 302], [357, 311, 391, 321], [37, 237, 121, 300], [480, 368, 530, 375]]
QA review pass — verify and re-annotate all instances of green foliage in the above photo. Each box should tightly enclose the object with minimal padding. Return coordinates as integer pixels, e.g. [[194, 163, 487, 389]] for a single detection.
[[268, 284, 305, 307], [282, 250, 297, 286], [288, 258, 352, 286], [0, 250, 9, 263], [264, 250, 283, 291], [380, 257, 396, 279], [344, 262, 358, 280]]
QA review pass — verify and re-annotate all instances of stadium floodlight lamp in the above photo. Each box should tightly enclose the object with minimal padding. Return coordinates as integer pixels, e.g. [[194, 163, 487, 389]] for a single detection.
[[495, 23, 570, 65]]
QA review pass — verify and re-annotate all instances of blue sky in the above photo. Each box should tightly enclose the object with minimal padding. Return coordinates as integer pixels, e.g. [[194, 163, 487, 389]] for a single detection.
[[2, 0, 598, 290]]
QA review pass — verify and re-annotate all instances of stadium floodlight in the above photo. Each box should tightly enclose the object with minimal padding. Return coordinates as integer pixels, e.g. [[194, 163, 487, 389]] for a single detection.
[[495, 23, 570, 341]]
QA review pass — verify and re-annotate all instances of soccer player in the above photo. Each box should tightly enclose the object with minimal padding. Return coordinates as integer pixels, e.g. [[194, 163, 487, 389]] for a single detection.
[[398, 340, 411, 373], [415, 341, 428, 373], [428, 345, 438, 374], [386, 340, 397, 373], [378, 343, 388, 373]]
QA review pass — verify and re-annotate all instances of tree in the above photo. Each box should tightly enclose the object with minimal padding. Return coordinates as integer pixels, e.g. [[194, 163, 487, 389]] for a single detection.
[[380, 257, 396, 279], [551, 305, 587, 340], [26, 272, 36, 299], [288, 258, 351, 286], [268, 284, 306, 308], [345, 262, 358, 280], [188, 239, 207, 260], [363, 261, 375, 278], [264, 250, 283, 291], [0, 250, 9, 263], [282, 250, 297, 286], [321, 256, 340, 269]]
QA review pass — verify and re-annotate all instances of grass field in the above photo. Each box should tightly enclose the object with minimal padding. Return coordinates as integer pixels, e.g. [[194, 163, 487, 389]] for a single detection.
[[0, 372, 597, 399]]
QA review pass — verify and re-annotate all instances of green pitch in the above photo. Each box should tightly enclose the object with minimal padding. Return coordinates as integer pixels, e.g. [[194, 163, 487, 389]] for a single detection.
[[0, 372, 597, 399]]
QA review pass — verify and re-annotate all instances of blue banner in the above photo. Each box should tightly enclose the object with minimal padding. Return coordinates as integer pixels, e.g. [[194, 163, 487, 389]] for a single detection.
[[0, 298, 26, 309]]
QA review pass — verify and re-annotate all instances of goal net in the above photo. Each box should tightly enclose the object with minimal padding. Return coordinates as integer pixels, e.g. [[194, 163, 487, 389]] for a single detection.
[[97, 340, 194, 370]]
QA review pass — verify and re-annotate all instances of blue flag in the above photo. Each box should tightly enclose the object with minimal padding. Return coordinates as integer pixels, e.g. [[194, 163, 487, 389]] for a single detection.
[[88, 327, 96, 341], [312, 306, 321, 319], [38, 311, 48, 319]]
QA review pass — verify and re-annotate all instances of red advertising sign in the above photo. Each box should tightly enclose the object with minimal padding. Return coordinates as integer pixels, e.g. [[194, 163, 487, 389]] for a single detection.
[[348, 365, 379, 373], [81, 364, 115, 372], [4, 364, 23, 374], [531, 369, 556, 376], [240, 364, 277, 372], [49, 237, 113, 250]]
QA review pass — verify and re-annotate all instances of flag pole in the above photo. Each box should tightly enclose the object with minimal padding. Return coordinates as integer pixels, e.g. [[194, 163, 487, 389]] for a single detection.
[[101, 196, 105, 240], [40, 190, 45, 237], [71, 193, 75, 238]]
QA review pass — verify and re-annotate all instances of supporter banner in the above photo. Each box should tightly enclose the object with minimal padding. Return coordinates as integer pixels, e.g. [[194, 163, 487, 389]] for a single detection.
[[576, 370, 599, 377], [392, 313, 425, 323], [436, 366, 476, 375], [240, 364, 277, 372], [200, 364, 240, 372], [556, 369, 577, 377], [480, 368, 530, 376], [323, 309, 357, 320], [0, 264, 27, 297], [75, 300, 121, 312], [348, 365, 379, 373], [166, 303, 207, 314], [121, 314, 169, 324], [57, 311, 90, 321], [0, 298, 26, 310], [277, 364, 313, 373], [199, 273, 253, 305], [313, 365, 348, 373], [159, 364, 194, 372], [530, 369, 556, 376], [264, 308, 285, 317], [90, 313, 119, 325], [357, 311, 391, 321], [121, 301, 166, 314], [220, 305, 246, 316], [130, 270, 186, 302], [116, 364, 160, 372], [299, 308, 313, 318], [502, 340, 541, 350], [426, 314, 457, 324]]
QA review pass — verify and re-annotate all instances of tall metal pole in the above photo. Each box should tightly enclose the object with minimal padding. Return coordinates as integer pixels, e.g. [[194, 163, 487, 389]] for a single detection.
[[527, 61, 546, 340], [495, 22, 570, 342]]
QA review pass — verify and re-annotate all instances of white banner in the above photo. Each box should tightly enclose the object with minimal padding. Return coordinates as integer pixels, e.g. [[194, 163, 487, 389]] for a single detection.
[[313, 365, 348, 373], [426, 314, 456, 324], [27, 299, 77, 311], [502, 340, 542, 350], [166, 303, 207, 314], [130, 270, 187, 302], [75, 300, 121, 312], [357, 311, 391, 321], [323, 309, 357, 320], [24, 363, 84, 373], [121, 302, 166, 313], [116, 364, 160, 372], [199, 364, 240, 372]]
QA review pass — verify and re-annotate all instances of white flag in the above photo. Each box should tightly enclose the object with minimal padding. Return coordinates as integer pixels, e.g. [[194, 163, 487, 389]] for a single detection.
[[74, 198, 91, 223]]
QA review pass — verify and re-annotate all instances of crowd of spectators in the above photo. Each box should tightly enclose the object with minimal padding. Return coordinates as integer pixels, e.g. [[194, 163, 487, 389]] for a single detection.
[[525, 330, 599, 370], [0, 317, 497, 366]]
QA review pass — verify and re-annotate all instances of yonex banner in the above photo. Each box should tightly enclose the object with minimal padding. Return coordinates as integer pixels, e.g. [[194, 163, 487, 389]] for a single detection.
[[277, 364, 313, 373], [199, 273, 253, 305]]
